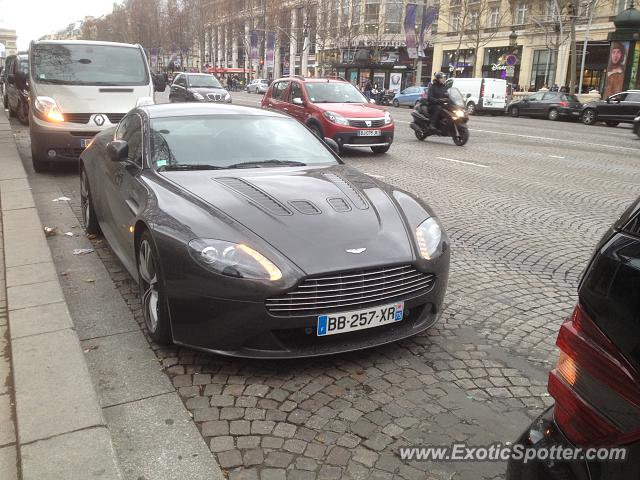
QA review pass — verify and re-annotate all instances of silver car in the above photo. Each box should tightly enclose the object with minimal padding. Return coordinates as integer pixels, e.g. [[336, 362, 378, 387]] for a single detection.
[[247, 78, 269, 94]]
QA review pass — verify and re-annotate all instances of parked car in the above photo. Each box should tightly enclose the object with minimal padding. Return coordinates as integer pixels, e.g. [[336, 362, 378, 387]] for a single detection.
[[261, 77, 394, 154], [169, 73, 231, 103], [391, 86, 428, 108], [507, 196, 640, 480], [247, 78, 269, 94], [79, 103, 449, 357], [27, 39, 166, 172], [582, 90, 640, 126], [507, 92, 582, 121], [3, 52, 30, 125], [444, 77, 507, 115]]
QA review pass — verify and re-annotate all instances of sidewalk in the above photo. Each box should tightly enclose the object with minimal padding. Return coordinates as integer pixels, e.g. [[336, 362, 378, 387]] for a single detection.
[[0, 109, 123, 479]]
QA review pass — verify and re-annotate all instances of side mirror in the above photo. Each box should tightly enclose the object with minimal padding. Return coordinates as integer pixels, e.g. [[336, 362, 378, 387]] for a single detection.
[[323, 137, 339, 154], [106, 140, 129, 162], [152, 73, 167, 93], [14, 70, 28, 90], [292, 97, 303, 106]]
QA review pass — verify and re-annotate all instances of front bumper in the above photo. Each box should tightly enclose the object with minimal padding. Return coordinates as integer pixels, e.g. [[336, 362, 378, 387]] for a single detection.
[[331, 130, 394, 149], [29, 114, 106, 162]]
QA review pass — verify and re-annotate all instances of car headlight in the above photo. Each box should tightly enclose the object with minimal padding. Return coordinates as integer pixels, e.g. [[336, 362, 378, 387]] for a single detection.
[[188, 238, 282, 281], [34, 96, 64, 122], [455, 110, 465, 118], [192, 91, 205, 100], [384, 111, 392, 125], [225, 92, 231, 101], [415, 218, 442, 260], [323, 111, 349, 126]]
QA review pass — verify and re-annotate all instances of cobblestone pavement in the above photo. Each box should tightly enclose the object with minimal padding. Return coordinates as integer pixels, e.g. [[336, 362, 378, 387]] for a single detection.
[[9, 99, 640, 479]]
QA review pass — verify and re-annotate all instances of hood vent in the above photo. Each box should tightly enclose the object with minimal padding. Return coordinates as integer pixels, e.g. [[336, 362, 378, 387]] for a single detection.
[[322, 173, 369, 210], [327, 197, 351, 213], [289, 200, 321, 215], [216, 177, 292, 216]]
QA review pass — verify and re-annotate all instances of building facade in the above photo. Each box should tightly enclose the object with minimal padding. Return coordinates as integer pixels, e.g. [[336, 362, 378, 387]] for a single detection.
[[202, 0, 634, 93], [0, 29, 18, 60]]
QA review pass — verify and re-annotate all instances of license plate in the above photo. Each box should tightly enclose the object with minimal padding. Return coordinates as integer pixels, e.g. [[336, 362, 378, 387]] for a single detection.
[[572, 111, 579, 115], [357, 130, 381, 137], [80, 138, 92, 148], [317, 301, 404, 336]]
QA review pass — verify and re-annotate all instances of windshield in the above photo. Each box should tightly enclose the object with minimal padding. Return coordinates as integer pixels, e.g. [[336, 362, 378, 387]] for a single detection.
[[150, 116, 338, 170], [447, 87, 465, 107], [32, 44, 148, 86], [188, 75, 222, 88], [304, 82, 367, 103]]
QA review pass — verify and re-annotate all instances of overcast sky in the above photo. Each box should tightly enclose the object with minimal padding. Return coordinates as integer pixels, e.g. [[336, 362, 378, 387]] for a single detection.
[[0, 0, 118, 49]]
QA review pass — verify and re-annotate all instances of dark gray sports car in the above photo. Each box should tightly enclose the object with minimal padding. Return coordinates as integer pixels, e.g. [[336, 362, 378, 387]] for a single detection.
[[79, 103, 450, 358]]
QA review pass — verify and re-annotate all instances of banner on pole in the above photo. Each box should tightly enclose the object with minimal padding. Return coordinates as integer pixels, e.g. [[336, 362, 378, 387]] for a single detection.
[[250, 30, 259, 67], [418, 6, 438, 57], [404, 4, 418, 59], [266, 31, 275, 69]]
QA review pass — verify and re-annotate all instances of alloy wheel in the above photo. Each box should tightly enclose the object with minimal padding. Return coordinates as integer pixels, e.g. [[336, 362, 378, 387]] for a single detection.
[[583, 109, 596, 125], [139, 240, 160, 334]]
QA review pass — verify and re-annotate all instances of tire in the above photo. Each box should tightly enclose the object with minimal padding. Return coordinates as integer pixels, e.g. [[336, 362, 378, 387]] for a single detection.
[[510, 106, 519, 118], [582, 108, 596, 125], [466, 102, 476, 115], [371, 145, 390, 154], [80, 166, 100, 235], [137, 230, 172, 344], [307, 122, 323, 138], [547, 108, 558, 121], [17, 98, 29, 125], [605, 121, 619, 127], [452, 125, 469, 146], [31, 144, 49, 173], [392, 99, 399, 108], [414, 129, 428, 141]]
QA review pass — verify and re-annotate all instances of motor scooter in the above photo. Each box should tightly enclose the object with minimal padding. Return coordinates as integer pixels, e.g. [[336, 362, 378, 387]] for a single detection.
[[410, 88, 470, 146]]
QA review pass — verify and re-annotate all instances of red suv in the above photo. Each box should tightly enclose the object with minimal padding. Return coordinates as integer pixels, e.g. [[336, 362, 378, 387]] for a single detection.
[[261, 77, 394, 154]]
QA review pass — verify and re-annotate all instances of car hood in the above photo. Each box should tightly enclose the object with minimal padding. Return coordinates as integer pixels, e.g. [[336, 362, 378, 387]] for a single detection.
[[163, 166, 418, 275], [311, 102, 386, 118], [189, 87, 228, 95]]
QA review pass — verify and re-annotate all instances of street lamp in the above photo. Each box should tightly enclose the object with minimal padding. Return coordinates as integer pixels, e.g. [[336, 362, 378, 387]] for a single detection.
[[509, 27, 518, 47]]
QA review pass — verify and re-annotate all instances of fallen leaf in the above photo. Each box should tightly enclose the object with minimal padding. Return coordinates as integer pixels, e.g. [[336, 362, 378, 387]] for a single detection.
[[87, 234, 97, 240]]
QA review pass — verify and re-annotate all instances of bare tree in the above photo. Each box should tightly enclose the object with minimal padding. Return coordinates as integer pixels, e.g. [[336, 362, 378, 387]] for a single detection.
[[463, 0, 511, 70]]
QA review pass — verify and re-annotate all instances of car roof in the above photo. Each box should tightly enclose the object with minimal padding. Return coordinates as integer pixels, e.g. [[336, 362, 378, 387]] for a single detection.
[[141, 103, 288, 119], [32, 39, 140, 49], [272, 76, 348, 84]]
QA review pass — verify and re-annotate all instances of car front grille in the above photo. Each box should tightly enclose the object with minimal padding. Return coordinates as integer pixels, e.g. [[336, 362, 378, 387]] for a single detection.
[[63, 113, 124, 124], [266, 265, 435, 317], [348, 118, 386, 128]]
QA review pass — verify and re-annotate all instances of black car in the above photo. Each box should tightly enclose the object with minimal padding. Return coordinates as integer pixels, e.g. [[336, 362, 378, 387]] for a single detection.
[[582, 90, 640, 126], [169, 73, 232, 103], [79, 103, 450, 358], [507, 91, 582, 121], [507, 197, 640, 479], [2, 52, 30, 125]]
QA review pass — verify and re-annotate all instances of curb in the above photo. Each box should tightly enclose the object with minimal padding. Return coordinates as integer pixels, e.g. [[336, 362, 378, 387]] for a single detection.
[[0, 109, 123, 479]]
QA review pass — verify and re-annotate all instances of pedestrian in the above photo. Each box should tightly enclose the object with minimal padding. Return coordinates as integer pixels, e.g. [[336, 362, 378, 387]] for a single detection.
[[364, 79, 372, 101], [550, 83, 559, 92]]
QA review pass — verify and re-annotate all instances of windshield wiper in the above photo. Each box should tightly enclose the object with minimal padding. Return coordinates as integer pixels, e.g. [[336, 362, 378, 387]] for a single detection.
[[159, 164, 224, 171], [225, 160, 307, 169]]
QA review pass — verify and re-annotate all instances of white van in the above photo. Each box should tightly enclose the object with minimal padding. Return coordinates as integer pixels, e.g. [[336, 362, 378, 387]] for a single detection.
[[27, 40, 165, 171], [445, 77, 507, 115]]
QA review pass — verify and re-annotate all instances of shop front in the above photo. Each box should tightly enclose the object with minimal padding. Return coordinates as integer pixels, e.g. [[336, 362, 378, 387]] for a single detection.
[[572, 42, 610, 93], [441, 49, 475, 78], [482, 46, 522, 85]]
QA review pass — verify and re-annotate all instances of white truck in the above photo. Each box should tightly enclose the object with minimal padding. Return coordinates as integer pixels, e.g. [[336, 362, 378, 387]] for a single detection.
[[444, 77, 507, 115]]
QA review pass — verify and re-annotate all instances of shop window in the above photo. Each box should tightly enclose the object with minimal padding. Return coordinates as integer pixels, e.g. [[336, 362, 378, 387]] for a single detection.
[[529, 49, 556, 90]]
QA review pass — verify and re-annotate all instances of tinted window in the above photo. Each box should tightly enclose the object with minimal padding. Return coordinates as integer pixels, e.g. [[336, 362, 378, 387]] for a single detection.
[[116, 114, 143, 166], [174, 75, 186, 87], [32, 43, 148, 86], [609, 93, 627, 102], [542, 93, 559, 101], [403, 87, 419, 94], [304, 82, 366, 103], [289, 82, 303, 102], [150, 115, 337, 170], [529, 93, 544, 101], [272, 81, 289, 99], [626, 92, 640, 102]]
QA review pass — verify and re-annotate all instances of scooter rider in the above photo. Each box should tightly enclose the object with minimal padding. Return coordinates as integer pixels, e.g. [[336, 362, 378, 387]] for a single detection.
[[428, 72, 448, 128]]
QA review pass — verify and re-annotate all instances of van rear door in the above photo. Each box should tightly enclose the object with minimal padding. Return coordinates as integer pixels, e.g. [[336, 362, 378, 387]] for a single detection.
[[482, 79, 507, 110]]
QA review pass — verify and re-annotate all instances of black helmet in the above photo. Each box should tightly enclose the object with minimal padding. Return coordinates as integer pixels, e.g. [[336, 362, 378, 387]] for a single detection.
[[434, 72, 446, 81]]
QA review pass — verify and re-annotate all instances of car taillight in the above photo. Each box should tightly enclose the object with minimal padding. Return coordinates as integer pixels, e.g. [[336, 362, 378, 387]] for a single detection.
[[549, 304, 640, 446], [559, 101, 569, 107]]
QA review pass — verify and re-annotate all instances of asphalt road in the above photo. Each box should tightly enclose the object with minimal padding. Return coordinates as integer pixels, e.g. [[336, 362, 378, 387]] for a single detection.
[[7, 93, 639, 480]]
